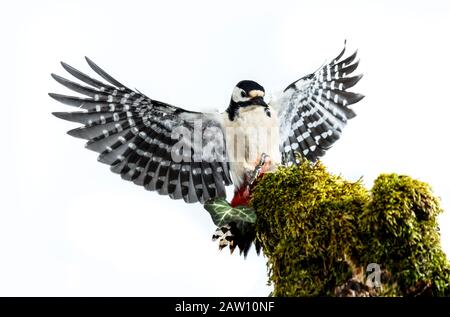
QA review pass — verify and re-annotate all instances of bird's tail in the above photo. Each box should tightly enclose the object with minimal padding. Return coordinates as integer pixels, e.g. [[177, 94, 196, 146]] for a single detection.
[[212, 222, 260, 257]]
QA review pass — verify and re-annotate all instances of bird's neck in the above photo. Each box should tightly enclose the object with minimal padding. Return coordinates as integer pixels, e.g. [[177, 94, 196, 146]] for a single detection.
[[226, 100, 239, 121]]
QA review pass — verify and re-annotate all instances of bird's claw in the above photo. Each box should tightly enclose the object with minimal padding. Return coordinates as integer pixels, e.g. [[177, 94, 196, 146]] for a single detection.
[[248, 153, 270, 186]]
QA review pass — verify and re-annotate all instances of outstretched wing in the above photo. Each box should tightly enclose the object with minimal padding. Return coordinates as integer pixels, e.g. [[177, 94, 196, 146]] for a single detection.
[[275, 44, 364, 164], [50, 58, 232, 203]]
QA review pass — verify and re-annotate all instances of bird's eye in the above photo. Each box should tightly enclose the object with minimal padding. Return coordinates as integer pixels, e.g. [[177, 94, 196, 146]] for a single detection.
[[240, 91, 247, 98]]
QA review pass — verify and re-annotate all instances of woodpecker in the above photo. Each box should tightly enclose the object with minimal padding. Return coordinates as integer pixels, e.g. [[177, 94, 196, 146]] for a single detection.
[[50, 44, 364, 254]]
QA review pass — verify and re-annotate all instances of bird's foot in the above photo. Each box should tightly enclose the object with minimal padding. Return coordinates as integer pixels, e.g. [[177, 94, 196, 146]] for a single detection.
[[248, 153, 271, 186]]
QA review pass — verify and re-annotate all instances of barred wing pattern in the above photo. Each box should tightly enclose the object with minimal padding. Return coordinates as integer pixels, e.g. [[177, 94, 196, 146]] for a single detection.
[[277, 45, 364, 164], [50, 58, 232, 204]]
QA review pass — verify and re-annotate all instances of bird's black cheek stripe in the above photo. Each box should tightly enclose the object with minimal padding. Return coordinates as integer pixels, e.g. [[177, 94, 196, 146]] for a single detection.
[[226, 102, 239, 121]]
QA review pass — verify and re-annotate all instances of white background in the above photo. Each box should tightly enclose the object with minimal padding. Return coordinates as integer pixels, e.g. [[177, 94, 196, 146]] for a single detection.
[[1, 0, 449, 296]]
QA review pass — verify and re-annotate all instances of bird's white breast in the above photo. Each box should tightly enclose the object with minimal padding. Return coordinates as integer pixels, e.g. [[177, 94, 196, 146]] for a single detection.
[[222, 106, 281, 189]]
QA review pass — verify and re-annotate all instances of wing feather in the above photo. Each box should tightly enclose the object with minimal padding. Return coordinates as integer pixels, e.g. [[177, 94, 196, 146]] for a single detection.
[[50, 58, 232, 203], [277, 43, 364, 163]]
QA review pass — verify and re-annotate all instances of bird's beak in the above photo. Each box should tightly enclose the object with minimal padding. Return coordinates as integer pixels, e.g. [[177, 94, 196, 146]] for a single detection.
[[252, 96, 268, 107]]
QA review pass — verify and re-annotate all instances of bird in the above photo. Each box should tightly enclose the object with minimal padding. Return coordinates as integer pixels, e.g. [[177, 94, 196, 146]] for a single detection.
[[50, 43, 364, 255]]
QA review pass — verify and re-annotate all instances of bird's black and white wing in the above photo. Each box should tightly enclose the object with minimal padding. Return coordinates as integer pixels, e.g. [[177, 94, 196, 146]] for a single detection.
[[50, 58, 232, 203], [275, 44, 364, 164]]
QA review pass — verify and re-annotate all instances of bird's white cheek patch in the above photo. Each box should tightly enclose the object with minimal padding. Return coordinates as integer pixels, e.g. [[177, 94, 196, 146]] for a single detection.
[[231, 86, 251, 103]]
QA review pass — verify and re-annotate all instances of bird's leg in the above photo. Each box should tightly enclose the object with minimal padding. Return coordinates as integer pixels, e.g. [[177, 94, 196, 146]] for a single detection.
[[248, 153, 271, 186], [231, 153, 272, 207]]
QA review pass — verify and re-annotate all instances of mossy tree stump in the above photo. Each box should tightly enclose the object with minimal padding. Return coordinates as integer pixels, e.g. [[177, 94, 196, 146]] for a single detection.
[[250, 162, 450, 296]]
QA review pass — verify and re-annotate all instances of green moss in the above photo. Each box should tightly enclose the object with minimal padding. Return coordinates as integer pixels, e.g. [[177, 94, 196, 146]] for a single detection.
[[359, 174, 450, 296], [251, 161, 450, 296], [251, 161, 368, 296]]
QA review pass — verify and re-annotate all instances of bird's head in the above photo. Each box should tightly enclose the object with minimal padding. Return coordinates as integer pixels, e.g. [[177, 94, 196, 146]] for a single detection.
[[226, 80, 267, 121]]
